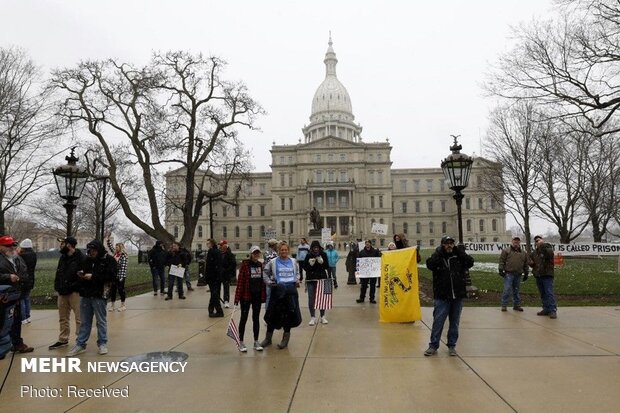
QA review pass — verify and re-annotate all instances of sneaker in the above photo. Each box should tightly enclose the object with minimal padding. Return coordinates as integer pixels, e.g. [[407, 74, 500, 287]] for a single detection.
[[320, 316, 328, 324], [501, 306, 507, 312], [513, 306, 524, 312], [448, 347, 458, 356], [13, 343, 34, 353], [424, 346, 437, 356], [537, 310, 550, 316], [67, 345, 86, 356], [549, 312, 557, 319], [356, 298, 364, 303], [253, 341, 263, 351], [108, 305, 116, 312], [22, 319, 28, 325], [309, 317, 317, 326], [98, 345, 108, 355], [224, 301, 230, 308], [118, 304, 127, 312], [49, 341, 69, 350], [238, 342, 247, 352]]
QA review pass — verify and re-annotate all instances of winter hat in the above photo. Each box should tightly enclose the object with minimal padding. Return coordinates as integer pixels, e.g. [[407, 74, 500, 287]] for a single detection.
[[19, 238, 33, 249]]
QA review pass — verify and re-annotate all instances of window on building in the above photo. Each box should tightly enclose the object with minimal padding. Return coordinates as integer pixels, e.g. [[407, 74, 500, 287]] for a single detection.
[[415, 201, 420, 213], [328, 170, 335, 182], [492, 219, 497, 232], [340, 170, 348, 182], [259, 183, 266, 196], [247, 226, 253, 238], [288, 156, 293, 164], [280, 174, 285, 187], [289, 174, 293, 186], [440, 180, 445, 192], [369, 153, 374, 161], [222, 226, 227, 238], [392, 222, 396, 234], [260, 205, 265, 216], [378, 195, 384, 208], [416, 222, 421, 234], [377, 153, 383, 161], [368, 171, 375, 184], [289, 221, 294, 234], [428, 201, 433, 213], [279, 156, 284, 164], [491, 198, 496, 209], [426, 179, 433, 192], [442, 221, 447, 233], [316, 196, 323, 209], [260, 225, 265, 237], [340, 153, 346, 161], [403, 222, 408, 234], [429, 239, 435, 247], [316, 154, 321, 162], [401, 201, 407, 213], [466, 219, 472, 232], [441, 200, 446, 213], [414, 180, 420, 192], [370, 196, 375, 209], [400, 180, 407, 192], [197, 243, 202, 251], [235, 226, 240, 237], [198, 225, 203, 238], [281, 221, 286, 235], [235, 243, 240, 250], [377, 170, 383, 184], [340, 195, 348, 208], [465, 198, 470, 210], [429, 222, 434, 234], [246, 183, 252, 196], [235, 206, 239, 217], [316, 170, 322, 182], [380, 238, 385, 247], [479, 219, 485, 232], [247, 205, 252, 217], [289, 198, 293, 210], [328, 153, 333, 162], [478, 198, 483, 210], [222, 206, 227, 217], [174, 226, 179, 239], [493, 237, 499, 242], [477, 175, 482, 188], [281, 198, 285, 210]]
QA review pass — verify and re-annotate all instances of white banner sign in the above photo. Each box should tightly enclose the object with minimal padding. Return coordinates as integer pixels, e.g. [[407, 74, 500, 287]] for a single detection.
[[264, 229, 277, 240], [355, 257, 381, 278], [462, 242, 620, 256], [169, 265, 185, 278], [321, 228, 332, 244], [371, 222, 388, 235]]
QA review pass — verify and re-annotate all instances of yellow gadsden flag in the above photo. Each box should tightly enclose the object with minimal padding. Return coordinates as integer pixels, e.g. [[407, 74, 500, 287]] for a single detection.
[[379, 247, 421, 323]]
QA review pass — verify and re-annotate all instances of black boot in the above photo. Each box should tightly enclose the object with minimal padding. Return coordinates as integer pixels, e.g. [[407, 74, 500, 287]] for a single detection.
[[260, 331, 273, 347], [277, 332, 290, 349]]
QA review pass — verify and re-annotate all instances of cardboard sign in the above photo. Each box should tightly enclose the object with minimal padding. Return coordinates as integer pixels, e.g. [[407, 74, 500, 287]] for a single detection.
[[371, 222, 388, 235], [355, 257, 381, 278]]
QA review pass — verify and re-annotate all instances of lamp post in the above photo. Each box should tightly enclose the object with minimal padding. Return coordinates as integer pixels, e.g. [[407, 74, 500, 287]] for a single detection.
[[441, 136, 477, 296], [53, 148, 89, 237]]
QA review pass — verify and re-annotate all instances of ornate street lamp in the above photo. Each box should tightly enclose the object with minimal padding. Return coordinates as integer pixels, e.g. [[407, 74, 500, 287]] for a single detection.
[[441, 135, 476, 296], [441, 135, 473, 244], [53, 147, 89, 237]]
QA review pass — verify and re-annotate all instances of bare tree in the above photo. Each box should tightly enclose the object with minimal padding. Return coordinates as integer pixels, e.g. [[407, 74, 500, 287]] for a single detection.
[[483, 102, 549, 248], [0, 47, 62, 233], [51, 51, 263, 246], [114, 226, 155, 252], [487, 1, 620, 134]]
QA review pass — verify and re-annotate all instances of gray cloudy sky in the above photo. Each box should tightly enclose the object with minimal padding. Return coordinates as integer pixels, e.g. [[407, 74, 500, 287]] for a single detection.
[[3, 0, 554, 173]]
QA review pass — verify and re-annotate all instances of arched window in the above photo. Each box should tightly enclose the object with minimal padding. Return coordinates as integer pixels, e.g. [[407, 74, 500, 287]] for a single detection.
[[198, 225, 203, 238], [174, 226, 179, 239], [247, 226, 253, 238], [442, 222, 447, 234], [222, 226, 227, 238], [403, 222, 408, 234], [260, 225, 265, 237], [479, 219, 485, 232], [429, 222, 434, 234], [415, 222, 421, 234], [492, 219, 497, 232], [466, 219, 472, 232], [235, 226, 240, 237]]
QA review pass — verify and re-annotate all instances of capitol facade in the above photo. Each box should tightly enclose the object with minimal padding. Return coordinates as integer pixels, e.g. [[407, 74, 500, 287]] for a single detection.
[[166, 38, 508, 251]]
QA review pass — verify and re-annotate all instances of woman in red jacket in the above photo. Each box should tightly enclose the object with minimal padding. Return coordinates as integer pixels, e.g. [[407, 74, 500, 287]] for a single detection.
[[234, 245, 266, 352]]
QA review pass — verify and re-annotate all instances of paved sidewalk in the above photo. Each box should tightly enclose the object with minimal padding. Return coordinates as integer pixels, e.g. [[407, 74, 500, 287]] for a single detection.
[[1, 263, 619, 412]]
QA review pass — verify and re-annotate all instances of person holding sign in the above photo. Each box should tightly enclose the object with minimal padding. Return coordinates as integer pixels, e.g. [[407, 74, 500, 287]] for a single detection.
[[356, 240, 382, 304], [165, 242, 191, 301], [304, 240, 330, 325], [424, 236, 474, 357]]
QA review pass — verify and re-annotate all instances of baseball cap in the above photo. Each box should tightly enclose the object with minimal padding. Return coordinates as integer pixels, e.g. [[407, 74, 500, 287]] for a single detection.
[[0, 235, 18, 247], [249, 245, 261, 254], [219, 239, 228, 246], [512, 236, 521, 241], [267, 238, 278, 246], [57, 236, 78, 246], [534, 235, 543, 242], [441, 235, 455, 244], [19, 238, 33, 248]]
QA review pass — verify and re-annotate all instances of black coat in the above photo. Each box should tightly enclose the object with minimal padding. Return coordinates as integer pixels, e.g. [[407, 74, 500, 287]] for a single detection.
[[55, 249, 86, 296], [303, 250, 329, 281], [263, 283, 301, 330], [78, 243, 117, 299], [19, 248, 37, 292], [221, 249, 237, 281], [0, 253, 29, 297], [426, 246, 474, 300], [148, 244, 168, 268], [204, 246, 222, 282]]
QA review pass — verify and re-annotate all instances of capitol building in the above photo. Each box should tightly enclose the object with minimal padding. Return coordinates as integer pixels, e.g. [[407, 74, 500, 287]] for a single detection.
[[166, 38, 508, 252]]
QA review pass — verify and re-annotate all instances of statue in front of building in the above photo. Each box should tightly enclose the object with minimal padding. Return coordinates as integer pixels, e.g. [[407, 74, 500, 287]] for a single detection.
[[309, 207, 323, 230]]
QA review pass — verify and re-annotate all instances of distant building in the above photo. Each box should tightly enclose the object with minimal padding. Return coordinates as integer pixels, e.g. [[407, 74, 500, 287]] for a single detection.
[[165, 37, 508, 251]]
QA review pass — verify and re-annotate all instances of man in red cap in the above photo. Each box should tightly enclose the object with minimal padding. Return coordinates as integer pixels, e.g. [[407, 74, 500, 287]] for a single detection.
[[0, 235, 34, 353]]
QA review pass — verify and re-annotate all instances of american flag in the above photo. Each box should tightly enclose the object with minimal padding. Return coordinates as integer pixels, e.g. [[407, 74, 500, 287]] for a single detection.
[[314, 278, 333, 310], [226, 315, 242, 349]]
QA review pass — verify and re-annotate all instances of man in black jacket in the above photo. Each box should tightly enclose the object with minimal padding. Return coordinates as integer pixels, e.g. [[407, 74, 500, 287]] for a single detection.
[[219, 240, 236, 308], [530, 235, 557, 318], [67, 239, 117, 357], [205, 239, 223, 317], [148, 240, 167, 296], [49, 237, 85, 350], [424, 236, 474, 357], [165, 241, 191, 301], [0, 235, 33, 353], [356, 240, 381, 304], [17, 238, 37, 324]]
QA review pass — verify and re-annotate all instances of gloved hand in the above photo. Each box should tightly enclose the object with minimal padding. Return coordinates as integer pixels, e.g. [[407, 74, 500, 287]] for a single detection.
[[499, 270, 506, 278], [522, 273, 529, 282], [317, 256, 324, 264]]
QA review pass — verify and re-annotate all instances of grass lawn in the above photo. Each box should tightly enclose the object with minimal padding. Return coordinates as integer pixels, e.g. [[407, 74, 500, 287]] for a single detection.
[[417, 252, 620, 306]]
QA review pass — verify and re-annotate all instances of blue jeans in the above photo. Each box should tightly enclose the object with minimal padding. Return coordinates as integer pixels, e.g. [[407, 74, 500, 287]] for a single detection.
[[429, 298, 463, 349], [151, 266, 165, 293], [184, 268, 192, 289], [76, 297, 107, 348], [500, 272, 521, 307], [21, 293, 31, 320], [327, 266, 337, 286], [306, 281, 325, 318], [535, 276, 557, 313]]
